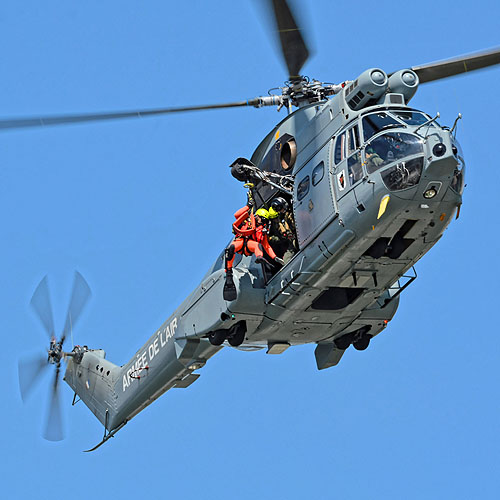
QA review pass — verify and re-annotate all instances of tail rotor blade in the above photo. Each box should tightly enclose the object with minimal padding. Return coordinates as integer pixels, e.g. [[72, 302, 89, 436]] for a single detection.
[[61, 271, 91, 345], [30, 276, 55, 338], [43, 367, 64, 442], [18, 354, 48, 402]]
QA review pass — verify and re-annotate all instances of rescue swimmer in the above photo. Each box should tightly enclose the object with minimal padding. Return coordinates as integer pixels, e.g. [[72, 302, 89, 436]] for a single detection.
[[223, 187, 284, 301]]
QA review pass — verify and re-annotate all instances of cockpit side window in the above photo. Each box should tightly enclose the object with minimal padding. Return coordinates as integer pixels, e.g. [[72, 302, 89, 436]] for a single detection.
[[346, 124, 363, 185], [362, 112, 402, 142], [334, 134, 345, 164], [297, 175, 310, 201], [347, 125, 360, 156], [312, 162, 325, 186]]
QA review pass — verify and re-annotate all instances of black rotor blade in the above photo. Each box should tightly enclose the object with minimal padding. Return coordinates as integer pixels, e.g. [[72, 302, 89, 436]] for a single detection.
[[411, 46, 500, 84], [269, 0, 310, 79], [30, 276, 55, 338], [43, 366, 64, 442], [0, 99, 260, 132], [61, 271, 91, 345], [18, 354, 48, 402]]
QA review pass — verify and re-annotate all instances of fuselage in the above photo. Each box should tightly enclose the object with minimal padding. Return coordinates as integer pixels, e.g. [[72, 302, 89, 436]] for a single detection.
[[64, 83, 464, 434]]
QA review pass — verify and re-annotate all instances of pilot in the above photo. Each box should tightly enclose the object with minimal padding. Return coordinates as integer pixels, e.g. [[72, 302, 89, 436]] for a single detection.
[[268, 197, 297, 264], [223, 195, 283, 301], [365, 146, 384, 171]]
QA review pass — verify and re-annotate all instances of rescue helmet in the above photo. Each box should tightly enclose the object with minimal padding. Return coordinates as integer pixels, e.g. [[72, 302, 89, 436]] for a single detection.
[[271, 197, 287, 213], [255, 208, 270, 219], [268, 207, 280, 219]]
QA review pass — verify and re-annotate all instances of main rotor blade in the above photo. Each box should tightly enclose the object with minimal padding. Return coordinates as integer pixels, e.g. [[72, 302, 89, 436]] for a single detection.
[[44, 366, 64, 442], [411, 46, 500, 84], [0, 99, 261, 132], [61, 271, 91, 345], [18, 354, 48, 402], [30, 276, 55, 338], [269, 0, 310, 79]]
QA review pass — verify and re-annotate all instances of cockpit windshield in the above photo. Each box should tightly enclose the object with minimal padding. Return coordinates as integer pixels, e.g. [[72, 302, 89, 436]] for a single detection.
[[362, 112, 401, 141], [365, 132, 423, 173]]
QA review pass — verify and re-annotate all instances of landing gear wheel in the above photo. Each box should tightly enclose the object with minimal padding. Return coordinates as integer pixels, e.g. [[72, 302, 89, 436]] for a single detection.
[[353, 334, 371, 351], [334, 334, 352, 350], [208, 330, 227, 346], [227, 322, 246, 347], [228, 328, 245, 347]]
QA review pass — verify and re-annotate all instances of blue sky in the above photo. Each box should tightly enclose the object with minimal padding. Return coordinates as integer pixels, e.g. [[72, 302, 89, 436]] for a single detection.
[[2, 1, 500, 498]]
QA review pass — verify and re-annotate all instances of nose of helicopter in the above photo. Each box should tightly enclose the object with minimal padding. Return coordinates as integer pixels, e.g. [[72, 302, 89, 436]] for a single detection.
[[423, 129, 459, 178], [415, 129, 461, 202]]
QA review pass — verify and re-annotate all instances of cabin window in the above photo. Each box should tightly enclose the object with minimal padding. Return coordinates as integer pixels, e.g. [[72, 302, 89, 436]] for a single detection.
[[312, 162, 324, 186], [362, 112, 402, 141], [297, 176, 310, 201]]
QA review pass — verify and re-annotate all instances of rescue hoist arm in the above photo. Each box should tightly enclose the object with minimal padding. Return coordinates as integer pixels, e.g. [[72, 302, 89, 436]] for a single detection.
[[230, 157, 294, 195]]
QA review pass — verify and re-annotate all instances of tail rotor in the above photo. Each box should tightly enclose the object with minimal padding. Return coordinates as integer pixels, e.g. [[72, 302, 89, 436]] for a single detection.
[[18, 271, 91, 441]]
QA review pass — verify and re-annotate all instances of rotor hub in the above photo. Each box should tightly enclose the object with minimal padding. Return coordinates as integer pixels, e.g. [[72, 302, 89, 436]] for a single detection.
[[48, 338, 64, 365]]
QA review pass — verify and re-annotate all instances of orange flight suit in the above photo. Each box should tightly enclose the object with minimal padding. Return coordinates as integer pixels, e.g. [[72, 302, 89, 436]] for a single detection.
[[225, 205, 277, 272]]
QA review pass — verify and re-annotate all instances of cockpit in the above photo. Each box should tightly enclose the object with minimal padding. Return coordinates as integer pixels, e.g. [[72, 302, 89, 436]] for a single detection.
[[334, 109, 440, 193]]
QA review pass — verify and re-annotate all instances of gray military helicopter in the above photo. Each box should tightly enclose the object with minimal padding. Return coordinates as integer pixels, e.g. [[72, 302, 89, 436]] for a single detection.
[[15, 0, 500, 450]]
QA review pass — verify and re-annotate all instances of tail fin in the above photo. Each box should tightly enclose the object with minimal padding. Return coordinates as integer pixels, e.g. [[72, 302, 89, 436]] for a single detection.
[[64, 348, 120, 428]]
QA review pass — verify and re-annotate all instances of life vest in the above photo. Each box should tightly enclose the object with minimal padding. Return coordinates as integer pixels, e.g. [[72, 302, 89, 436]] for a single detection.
[[232, 205, 256, 238]]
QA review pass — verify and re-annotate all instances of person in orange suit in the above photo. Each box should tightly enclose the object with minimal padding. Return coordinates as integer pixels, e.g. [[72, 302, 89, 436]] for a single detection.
[[223, 194, 283, 301]]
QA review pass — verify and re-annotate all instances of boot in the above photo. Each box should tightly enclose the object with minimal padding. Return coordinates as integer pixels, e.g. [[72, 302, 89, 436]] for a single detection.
[[223, 270, 237, 301]]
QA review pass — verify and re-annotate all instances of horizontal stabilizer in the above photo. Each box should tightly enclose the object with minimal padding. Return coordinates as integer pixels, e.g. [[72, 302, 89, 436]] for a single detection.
[[314, 342, 345, 370]]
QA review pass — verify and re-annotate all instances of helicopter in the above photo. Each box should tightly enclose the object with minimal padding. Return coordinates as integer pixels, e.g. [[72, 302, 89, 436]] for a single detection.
[[14, 0, 500, 451]]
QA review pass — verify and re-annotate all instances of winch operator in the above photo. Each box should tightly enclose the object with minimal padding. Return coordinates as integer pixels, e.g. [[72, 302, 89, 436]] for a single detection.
[[268, 197, 297, 265]]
